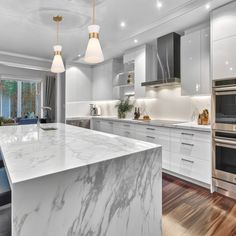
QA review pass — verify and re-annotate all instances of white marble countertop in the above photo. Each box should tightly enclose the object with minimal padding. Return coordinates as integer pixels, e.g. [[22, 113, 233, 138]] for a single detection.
[[0, 123, 159, 184], [91, 116, 211, 132]]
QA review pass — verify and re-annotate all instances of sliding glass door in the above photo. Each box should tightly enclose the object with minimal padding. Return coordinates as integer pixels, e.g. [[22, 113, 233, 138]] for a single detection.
[[0, 79, 41, 118]]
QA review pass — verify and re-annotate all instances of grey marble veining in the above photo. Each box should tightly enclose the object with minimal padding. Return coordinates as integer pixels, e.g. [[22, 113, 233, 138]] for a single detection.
[[0, 123, 158, 184], [12, 148, 162, 236]]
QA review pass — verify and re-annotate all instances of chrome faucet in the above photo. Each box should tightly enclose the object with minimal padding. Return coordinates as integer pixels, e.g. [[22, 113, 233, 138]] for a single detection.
[[41, 107, 52, 120]]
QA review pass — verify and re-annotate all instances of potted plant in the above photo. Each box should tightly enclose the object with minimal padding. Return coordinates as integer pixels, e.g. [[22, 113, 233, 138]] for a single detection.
[[115, 98, 134, 119]]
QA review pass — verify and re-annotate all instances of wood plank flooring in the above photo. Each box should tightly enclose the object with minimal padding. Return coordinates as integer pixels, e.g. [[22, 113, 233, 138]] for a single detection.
[[163, 174, 236, 236]]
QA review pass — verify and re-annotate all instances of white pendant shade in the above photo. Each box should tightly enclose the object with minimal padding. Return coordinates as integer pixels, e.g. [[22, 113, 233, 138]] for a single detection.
[[84, 25, 104, 64], [51, 45, 65, 73]]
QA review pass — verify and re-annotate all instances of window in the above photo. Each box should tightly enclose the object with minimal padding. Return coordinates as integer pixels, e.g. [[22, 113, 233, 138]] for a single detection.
[[0, 80, 41, 118]]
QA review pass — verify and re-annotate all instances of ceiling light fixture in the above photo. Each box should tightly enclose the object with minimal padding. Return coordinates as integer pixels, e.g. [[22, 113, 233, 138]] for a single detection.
[[120, 21, 126, 28], [205, 3, 210, 10], [134, 39, 138, 44], [51, 16, 65, 74], [84, 0, 104, 64], [157, 1, 163, 9]]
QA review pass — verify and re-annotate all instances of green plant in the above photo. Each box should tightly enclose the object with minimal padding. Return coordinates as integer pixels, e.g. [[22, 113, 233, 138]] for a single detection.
[[115, 98, 134, 118]]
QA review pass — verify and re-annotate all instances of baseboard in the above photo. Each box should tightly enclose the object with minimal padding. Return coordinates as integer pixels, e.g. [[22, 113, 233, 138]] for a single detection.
[[162, 169, 211, 190]]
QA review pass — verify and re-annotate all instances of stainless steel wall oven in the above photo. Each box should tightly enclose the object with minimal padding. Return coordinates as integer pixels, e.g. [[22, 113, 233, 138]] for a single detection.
[[212, 79, 236, 198]]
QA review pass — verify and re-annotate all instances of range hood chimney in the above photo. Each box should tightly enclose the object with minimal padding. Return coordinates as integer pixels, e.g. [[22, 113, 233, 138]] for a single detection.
[[142, 32, 181, 87]]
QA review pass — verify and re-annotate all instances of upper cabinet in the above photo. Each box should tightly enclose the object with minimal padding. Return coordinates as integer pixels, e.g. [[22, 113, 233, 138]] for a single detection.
[[212, 1, 236, 80], [181, 26, 210, 96], [66, 64, 93, 102], [123, 44, 154, 99], [92, 59, 122, 101], [212, 2, 236, 41]]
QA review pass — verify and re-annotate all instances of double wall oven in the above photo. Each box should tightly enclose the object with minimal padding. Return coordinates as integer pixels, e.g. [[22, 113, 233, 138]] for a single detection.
[[212, 78, 236, 198]]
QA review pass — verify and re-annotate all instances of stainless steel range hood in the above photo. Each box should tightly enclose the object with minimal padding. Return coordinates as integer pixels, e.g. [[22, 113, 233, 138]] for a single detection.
[[142, 32, 181, 88]]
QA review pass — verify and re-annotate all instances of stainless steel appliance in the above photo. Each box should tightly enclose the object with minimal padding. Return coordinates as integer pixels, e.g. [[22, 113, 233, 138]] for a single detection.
[[141, 32, 181, 88], [89, 104, 101, 116], [212, 78, 236, 198], [212, 78, 236, 132]]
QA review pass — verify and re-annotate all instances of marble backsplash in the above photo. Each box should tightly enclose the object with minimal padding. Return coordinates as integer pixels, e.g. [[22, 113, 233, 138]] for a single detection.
[[66, 86, 211, 122]]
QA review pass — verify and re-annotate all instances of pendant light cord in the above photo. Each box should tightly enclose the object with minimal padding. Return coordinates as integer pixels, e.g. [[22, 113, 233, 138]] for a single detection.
[[56, 20, 59, 45], [92, 0, 96, 24]]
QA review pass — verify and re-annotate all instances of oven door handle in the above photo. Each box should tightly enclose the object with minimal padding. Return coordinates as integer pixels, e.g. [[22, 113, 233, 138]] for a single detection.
[[214, 86, 236, 92], [215, 138, 236, 149], [215, 91, 236, 96]]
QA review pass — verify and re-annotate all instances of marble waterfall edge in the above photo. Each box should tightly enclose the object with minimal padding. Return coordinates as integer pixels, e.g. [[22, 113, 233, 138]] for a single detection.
[[12, 148, 162, 236]]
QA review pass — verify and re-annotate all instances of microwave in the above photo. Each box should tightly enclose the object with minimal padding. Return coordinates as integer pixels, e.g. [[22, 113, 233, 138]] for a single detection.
[[213, 78, 236, 132]]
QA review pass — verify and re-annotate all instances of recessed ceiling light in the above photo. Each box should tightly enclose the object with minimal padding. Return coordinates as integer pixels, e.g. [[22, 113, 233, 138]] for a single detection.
[[205, 3, 210, 10], [134, 39, 138, 44], [157, 1, 163, 9], [78, 54, 81, 57], [120, 21, 126, 28], [230, 67, 233, 71]]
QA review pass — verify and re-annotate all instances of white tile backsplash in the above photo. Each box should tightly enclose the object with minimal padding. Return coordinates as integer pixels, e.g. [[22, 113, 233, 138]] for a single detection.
[[66, 86, 211, 122]]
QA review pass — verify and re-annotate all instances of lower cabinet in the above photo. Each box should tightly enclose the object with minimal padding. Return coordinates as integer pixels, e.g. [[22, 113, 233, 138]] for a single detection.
[[91, 119, 211, 186]]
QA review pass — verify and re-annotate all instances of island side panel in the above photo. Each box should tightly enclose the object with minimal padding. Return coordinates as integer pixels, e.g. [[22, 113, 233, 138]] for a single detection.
[[12, 147, 162, 236]]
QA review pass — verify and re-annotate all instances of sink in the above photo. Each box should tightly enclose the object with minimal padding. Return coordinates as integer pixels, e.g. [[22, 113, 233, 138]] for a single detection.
[[40, 127, 57, 131]]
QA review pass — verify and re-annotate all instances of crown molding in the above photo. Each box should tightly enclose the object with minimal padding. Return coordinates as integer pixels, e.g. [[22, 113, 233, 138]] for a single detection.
[[0, 50, 51, 63], [0, 61, 50, 72]]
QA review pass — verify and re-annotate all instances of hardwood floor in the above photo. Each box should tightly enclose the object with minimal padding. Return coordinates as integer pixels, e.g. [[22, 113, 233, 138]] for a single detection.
[[163, 174, 236, 236]]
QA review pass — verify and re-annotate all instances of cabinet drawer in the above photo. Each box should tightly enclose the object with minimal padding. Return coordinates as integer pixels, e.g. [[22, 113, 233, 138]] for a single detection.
[[135, 132, 170, 151], [171, 128, 210, 143], [170, 154, 211, 184], [171, 137, 211, 161], [136, 124, 170, 136]]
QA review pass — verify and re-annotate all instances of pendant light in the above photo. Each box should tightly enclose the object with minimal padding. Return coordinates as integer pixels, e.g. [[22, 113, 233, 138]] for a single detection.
[[51, 15, 65, 73], [84, 0, 104, 64]]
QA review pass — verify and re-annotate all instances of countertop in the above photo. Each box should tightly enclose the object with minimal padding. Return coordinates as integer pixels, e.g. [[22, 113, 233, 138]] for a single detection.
[[91, 116, 211, 132], [0, 123, 159, 184]]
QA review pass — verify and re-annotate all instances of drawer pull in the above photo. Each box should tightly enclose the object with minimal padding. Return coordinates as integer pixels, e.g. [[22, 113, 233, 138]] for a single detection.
[[181, 158, 194, 164], [146, 128, 155, 131], [181, 142, 194, 147], [123, 124, 131, 127], [96, 121, 101, 123], [181, 132, 194, 136], [125, 131, 130, 134], [146, 136, 155, 139], [108, 122, 113, 124]]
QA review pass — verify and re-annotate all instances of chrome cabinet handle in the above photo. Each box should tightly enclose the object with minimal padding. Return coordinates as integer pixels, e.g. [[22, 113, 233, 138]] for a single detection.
[[181, 132, 194, 136], [146, 128, 155, 131], [123, 124, 130, 127], [181, 158, 194, 164], [181, 142, 194, 147], [146, 136, 155, 139], [108, 122, 113, 124]]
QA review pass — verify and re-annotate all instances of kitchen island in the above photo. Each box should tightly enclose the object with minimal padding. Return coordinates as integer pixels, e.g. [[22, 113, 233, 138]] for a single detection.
[[0, 123, 162, 236]]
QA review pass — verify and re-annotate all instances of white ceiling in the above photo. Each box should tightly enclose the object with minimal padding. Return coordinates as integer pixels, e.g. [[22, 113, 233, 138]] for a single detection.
[[0, 0, 233, 63]]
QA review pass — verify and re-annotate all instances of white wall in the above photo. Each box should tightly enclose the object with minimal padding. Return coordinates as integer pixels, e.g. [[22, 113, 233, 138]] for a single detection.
[[66, 86, 211, 122]]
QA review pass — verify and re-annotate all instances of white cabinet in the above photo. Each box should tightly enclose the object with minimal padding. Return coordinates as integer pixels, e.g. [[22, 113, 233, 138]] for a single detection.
[[181, 27, 210, 95], [124, 44, 153, 99], [66, 64, 92, 102], [92, 60, 113, 101], [211, 1, 236, 41], [213, 35, 236, 80], [92, 59, 123, 101], [212, 1, 236, 80], [170, 129, 211, 184], [91, 118, 211, 186]]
